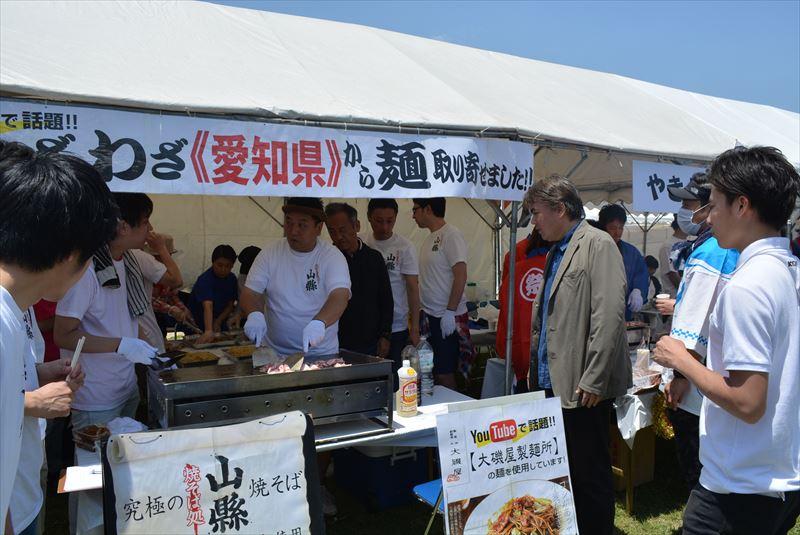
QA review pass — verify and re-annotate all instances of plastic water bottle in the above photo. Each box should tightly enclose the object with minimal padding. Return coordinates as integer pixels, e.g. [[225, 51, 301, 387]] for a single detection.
[[417, 336, 435, 397], [397, 360, 418, 417]]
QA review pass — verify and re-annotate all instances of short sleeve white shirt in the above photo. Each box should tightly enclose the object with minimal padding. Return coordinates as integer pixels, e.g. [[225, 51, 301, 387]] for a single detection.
[[245, 239, 351, 357], [419, 224, 468, 317], [0, 286, 27, 530], [130, 250, 167, 353], [56, 260, 138, 411], [362, 233, 419, 333], [699, 238, 800, 494], [10, 308, 46, 533]]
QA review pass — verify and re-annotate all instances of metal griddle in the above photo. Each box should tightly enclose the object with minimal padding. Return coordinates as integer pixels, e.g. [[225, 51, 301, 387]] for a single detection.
[[147, 350, 394, 441]]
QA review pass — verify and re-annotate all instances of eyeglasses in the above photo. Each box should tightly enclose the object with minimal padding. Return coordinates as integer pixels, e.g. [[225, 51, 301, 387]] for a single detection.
[[412, 206, 421, 213]]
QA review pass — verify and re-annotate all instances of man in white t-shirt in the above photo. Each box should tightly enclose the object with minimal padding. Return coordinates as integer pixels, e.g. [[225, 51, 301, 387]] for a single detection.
[[363, 198, 421, 371], [241, 197, 351, 358], [0, 143, 117, 533], [131, 232, 184, 352], [654, 146, 800, 534], [10, 307, 86, 535], [412, 197, 468, 390], [657, 174, 739, 492], [55, 193, 164, 431]]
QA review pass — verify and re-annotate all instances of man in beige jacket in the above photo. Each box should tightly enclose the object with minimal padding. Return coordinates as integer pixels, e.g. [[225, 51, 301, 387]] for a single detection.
[[526, 175, 631, 535]]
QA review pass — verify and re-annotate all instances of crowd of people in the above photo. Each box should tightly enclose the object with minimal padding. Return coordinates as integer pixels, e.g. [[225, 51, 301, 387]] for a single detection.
[[1, 139, 799, 535]]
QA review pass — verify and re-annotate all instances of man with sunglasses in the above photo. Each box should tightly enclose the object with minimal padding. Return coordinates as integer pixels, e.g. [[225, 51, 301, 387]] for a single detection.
[[656, 172, 739, 492]]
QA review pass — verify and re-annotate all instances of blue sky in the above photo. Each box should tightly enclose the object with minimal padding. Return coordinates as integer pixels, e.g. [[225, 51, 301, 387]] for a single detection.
[[211, 0, 800, 113]]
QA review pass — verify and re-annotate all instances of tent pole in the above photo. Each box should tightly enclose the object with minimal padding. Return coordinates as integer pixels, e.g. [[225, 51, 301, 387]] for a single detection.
[[642, 211, 649, 255], [504, 202, 519, 396]]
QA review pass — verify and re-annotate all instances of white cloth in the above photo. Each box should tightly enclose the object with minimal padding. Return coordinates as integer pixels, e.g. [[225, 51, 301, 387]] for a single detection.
[[419, 224, 468, 317], [130, 249, 167, 353], [667, 237, 738, 416], [0, 286, 27, 530], [245, 239, 350, 357], [362, 233, 419, 333], [700, 237, 800, 495], [57, 259, 138, 411], [10, 308, 46, 533], [658, 235, 681, 296]]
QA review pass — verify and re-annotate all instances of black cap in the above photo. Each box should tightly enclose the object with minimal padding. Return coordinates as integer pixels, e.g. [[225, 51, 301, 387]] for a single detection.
[[667, 172, 710, 204]]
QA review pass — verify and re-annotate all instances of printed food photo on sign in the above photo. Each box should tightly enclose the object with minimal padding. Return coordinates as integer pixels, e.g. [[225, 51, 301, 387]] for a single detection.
[[458, 478, 575, 535]]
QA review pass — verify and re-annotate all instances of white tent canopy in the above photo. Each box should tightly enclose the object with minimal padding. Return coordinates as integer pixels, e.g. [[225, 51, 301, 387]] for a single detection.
[[2, 0, 798, 204]]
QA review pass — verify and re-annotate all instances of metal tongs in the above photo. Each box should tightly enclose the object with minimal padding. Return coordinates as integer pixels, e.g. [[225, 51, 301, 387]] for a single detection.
[[150, 350, 186, 371]]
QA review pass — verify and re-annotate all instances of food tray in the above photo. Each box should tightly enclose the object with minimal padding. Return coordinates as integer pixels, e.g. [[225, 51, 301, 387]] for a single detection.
[[224, 345, 256, 359], [178, 351, 220, 367]]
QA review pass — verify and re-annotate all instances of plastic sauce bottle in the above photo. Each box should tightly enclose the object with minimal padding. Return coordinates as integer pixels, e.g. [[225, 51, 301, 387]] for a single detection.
[[397, 359, 418, 417], [401, 344, 422, 404], [417, 336, 435, 397]]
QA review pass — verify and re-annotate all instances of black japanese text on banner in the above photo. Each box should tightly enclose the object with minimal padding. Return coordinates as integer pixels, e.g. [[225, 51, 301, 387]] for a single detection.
[[632, 160, 706, 213], [107, 412, 311, 535], [436, 394, 577, 535], [0, 98, 533, 201]]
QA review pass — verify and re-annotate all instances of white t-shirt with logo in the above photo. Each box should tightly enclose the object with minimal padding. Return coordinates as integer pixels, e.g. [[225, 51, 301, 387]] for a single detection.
[[0, 286, 27, 530], [10, 307, 46, 533], [419, 224, 468, 317], [245, 239, 351, 357], [57, 260, 139, 411], [362, 233, 419, 333], [699, 238, 800, 495], [130, 249, 168, 353]]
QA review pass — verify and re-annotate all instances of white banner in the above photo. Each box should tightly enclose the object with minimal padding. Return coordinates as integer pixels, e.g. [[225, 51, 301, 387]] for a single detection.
[[436, 394, 577, 535], [0, 98, 532, 201], [107, 412, 311, 535], [632, 160, 706, 213]]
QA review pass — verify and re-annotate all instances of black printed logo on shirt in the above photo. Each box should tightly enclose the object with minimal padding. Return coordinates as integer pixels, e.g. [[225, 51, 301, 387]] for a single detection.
[[385, 253, 397, 272], [432, 236, 442, 252], [305, 268, 319, 292]]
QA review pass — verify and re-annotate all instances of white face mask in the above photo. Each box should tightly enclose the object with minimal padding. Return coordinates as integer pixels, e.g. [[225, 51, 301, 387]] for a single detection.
[[676, 207, 702, 236]]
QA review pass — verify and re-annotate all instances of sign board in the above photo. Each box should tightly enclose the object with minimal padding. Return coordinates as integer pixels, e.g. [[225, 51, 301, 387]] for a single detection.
[[436, 394, 577, 535], [103, 412, 322, 535], [0, 97, 533, 201], [632, 160, 706, 213]]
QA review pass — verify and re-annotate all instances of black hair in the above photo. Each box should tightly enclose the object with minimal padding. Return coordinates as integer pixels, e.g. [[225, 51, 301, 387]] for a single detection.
[[671, 216, 679, 230], [284, 197, 325, 223], [0, 145, 119, 272], [113, 192, 153, 227], [525, 174, 584, 220], [324, 202, 359, 224], [412, 197, 446, 217], [598, 204, 627, 228], [586, 219, 602, 229], [367, 198, 399, 215], [237, 245, 261, 275], [212, 244, 237, 263], [708, 146, 800, 231], [645, 255, 659, 270]]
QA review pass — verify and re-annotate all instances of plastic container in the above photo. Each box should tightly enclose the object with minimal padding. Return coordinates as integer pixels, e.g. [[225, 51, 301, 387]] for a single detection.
[[401, 345, 422, 403], [417, 337, 435, 397], [397, 359, 418, 417]]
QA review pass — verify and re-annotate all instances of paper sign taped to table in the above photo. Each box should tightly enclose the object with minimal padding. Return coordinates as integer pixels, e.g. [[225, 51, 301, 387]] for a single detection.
[[436, 394, 577, 535], [107, 411, 311, 535]]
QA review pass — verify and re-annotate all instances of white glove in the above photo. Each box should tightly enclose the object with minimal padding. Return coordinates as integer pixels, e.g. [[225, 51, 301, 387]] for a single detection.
[[117, 337, 157, 365], [440, 309, 457, 338], [244, 311, 268, 347], [302, 320, 326, 353], [628, 288, 644, 313]]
